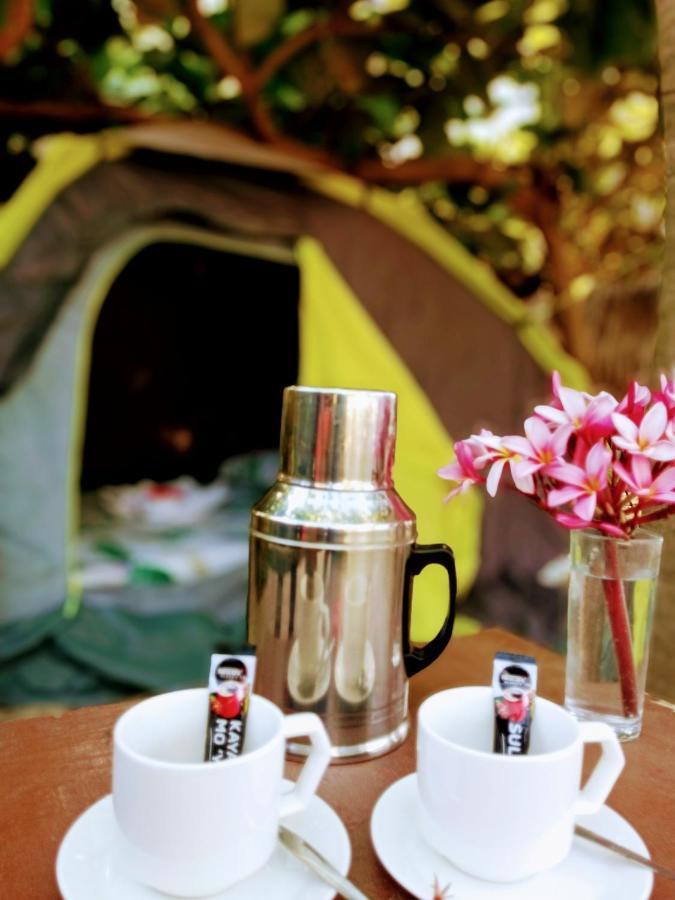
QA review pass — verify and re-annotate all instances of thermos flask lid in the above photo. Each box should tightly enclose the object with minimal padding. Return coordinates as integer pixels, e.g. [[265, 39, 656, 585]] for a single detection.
[[279, 386, 397, 490], [252, 386, 414, 548]]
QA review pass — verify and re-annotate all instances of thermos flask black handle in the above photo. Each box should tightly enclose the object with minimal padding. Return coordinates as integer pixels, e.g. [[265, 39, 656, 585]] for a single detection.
[[402, 543, 457, 678]]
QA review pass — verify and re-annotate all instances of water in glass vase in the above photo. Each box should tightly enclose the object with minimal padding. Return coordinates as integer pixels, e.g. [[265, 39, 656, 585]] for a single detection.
[[564, 530, 662, 741]]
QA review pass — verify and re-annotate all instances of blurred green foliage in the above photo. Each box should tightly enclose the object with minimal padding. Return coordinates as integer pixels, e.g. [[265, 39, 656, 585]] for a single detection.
[[0, 0, 664, 336]]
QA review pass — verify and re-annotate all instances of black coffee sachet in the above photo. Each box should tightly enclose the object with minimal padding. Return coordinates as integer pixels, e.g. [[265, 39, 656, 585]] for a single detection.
[[492, 651, 537, 755]]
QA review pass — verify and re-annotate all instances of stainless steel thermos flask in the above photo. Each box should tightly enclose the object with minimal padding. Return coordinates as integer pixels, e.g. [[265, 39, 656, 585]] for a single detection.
[[247, 386, 457, 760]]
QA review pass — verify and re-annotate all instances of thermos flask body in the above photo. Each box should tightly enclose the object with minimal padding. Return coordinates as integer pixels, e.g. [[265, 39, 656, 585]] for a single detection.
[[247, 387, 456, 761]]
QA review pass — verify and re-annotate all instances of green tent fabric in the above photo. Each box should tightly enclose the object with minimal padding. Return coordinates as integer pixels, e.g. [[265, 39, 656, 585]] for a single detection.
[[0, 643, 131, 707], [0, 608, 247, 705], [55, 607, 246, 692], [0, 609, 66, 664]]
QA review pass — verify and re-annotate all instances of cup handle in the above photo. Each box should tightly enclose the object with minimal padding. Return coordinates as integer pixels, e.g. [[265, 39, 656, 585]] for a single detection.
[[573, 721, 625, 816], [279, 713, 331, 817], [402, 543, 457, 677]]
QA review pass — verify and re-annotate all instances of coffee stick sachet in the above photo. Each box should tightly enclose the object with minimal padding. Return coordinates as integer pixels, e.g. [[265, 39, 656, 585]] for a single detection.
[[492, 651, 537, 755], [205, 653, 256, 762]]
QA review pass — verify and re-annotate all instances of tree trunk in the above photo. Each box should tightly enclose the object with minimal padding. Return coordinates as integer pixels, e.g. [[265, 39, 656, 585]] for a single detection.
[[649, 0, 675, 702]]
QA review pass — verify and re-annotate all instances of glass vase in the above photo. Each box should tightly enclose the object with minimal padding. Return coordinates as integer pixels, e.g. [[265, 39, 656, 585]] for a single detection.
[[564, 529, 662, 741]]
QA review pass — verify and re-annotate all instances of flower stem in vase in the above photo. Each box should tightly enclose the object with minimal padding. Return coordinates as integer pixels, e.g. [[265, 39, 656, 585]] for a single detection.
[[602, 539, 638, 719], [579, 591, 605, 685]]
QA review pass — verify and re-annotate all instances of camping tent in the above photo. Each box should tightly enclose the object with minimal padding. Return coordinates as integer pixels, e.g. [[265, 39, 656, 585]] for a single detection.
[[0, 122, 589, 704]]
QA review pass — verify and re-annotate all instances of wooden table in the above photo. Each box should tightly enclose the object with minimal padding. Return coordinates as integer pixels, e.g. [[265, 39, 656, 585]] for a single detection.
[[1, 628, 673, 898]]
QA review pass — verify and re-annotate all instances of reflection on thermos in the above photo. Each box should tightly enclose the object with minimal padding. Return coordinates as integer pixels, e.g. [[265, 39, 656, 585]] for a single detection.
[[335, 562, 375, 707], [287, 568, 332, 706], [247, 386, 457, 761]]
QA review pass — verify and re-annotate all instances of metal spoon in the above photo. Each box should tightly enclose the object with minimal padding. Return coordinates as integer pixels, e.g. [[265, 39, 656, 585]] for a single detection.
[[279, 824, 371, 900], [575, 825, 675, 881]]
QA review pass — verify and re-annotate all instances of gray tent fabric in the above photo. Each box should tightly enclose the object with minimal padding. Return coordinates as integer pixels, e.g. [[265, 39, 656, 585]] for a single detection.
[[0, 160, 305, 394], [0, 275, 83, 623]]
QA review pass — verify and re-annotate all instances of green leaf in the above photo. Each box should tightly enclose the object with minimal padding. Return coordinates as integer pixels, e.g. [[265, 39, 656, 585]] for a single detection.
[[280, 8, 317, 37], [356, 94, 402, 133], [274, 82, 307, 111]]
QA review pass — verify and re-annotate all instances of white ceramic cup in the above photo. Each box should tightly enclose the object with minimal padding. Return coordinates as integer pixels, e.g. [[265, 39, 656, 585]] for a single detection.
[[112, 688, 331, 896], [417, 686, 625, 883]]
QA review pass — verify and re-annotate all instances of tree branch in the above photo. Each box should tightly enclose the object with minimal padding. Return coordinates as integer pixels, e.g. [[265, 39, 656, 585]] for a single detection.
[[0, 99, 154, 123], [184, 0, 337, 163], [510, 173, 594, 359], [354, 156, 528, 189], [184, 0, 254, 91], [0, 0, 33, 60], [255, 16, 381, 89]]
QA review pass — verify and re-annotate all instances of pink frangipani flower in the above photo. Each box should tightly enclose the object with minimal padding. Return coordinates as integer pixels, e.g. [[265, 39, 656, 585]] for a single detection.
[[437, 439, 484, 501], [535, 386, 616, 442], [617, 381, 651, 425], [438, 372, 675, 540], [472, 431, 535, 497], [653, 374, 675, 418], [546, 441, 612, 521], [614, 456, 675, 504], [547, 370, 562, 407], [510, 416, 572, 476], [611, 401, 675, 461]]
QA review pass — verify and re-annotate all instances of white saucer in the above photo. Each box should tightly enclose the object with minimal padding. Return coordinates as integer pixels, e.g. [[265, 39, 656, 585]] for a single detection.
[[370, 774, 653, 900], [57, 782, 351, 899]]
